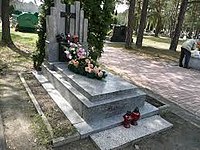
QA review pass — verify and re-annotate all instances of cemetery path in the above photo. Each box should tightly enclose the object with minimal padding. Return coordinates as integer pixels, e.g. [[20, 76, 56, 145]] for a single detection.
[[0, 45, 47, 150], [0, 73, 47, 150], [100, 43, 200, 122]]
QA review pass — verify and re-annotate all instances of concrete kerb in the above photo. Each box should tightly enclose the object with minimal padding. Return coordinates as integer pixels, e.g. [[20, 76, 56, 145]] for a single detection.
[[18, 72, 80, 147], [0, 112, 6, 150], [143, 88, 200, 128], [18, 73, 54, 138]]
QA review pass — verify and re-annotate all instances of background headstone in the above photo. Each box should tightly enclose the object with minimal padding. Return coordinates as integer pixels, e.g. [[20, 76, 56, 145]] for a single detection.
[[110, 25, 127, 42]]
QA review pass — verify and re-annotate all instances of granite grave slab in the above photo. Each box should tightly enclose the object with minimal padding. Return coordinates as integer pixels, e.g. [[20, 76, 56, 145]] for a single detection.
[[42, 63, 146, 122]]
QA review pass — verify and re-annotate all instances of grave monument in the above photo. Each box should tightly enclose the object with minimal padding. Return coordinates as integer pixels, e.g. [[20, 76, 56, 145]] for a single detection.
[[35, 1, 173, 149], [110, 25, 127, 42]]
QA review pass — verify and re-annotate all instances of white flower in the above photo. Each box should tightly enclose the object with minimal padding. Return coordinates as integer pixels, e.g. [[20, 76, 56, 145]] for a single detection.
[[64, 50, 70, 55], [68, 54, 72, 59]]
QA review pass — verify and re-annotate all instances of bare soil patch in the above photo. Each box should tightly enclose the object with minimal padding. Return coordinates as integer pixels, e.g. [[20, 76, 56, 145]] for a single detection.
[[0, 73, 47, 150], [23, 72, 77, 139]]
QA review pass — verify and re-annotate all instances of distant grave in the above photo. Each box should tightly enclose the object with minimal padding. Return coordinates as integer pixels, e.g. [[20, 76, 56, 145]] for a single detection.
[[110, 25, 127, 42], [183, 51, 200, 70]]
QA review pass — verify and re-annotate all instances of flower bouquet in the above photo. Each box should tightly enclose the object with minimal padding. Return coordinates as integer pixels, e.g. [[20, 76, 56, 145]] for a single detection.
[[68, 58, 107, 79], [56, 33, 107, 80]]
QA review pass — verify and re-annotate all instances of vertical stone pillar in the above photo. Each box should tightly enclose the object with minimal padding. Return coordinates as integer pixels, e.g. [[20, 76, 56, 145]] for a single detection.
[[45, 0, 65, 62], [79, 9, 84, 43], [75, 1, 80, 36], [70, 4, 75, 35]]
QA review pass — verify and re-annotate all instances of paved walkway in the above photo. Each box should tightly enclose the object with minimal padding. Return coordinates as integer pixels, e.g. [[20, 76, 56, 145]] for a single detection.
[[100, 43, 200, 120]]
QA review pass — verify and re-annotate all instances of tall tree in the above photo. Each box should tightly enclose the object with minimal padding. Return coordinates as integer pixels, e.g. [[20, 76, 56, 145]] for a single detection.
[[1, 0, 13, 45], [125, 0, 136, 48], [168, 0, 181, 38], [169, 0, 188, 51], [134, 0, 142, 34], [136, 0, 149, 47], [154, 0, 166, 37]]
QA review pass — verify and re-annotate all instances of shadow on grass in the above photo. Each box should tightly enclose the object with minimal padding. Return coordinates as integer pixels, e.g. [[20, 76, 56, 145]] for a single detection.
[[8, 44, 31, 58], [142, 46, 179, 57], [143, 36, 171, 44], [105, 41, 180, 62], [143, 35, 184, 45], [0, 31, 37, 42], [11, 32, 36, 41], [0, 41, 31, 58]]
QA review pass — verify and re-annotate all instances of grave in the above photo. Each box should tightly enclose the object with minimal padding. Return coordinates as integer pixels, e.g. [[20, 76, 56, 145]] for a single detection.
[[35, 0, 172, 149], [189, 57, 200, 70], [182, 50, 200, 70], [110, 25, 127, 42], [188, 51, 200, 70]]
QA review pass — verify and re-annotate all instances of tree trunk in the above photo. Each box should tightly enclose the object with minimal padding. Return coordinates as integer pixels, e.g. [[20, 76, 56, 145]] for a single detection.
[[125, 0, 136, 49], [134, 0, 141, 35], [170, 0, 180, 38], [169, 0, 188, 51], [136, 0, 149, 47], [1, 0, 13, 45], [154, 16, 162, 37]]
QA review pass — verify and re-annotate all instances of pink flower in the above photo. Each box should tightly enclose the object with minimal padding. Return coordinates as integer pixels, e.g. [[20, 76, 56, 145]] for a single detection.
[[93, 66, 100, 73], [98, 71, 103, 78], [85, 59, 90, 64], [85, 67, 93, 73], [88, 63, 94, 69], [73, 61, 79, 67]]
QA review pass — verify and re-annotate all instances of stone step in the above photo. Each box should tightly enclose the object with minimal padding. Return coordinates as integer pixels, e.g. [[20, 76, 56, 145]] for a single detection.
[[41, 64, 146, 122], [90, 115, 173, 150], [52, 62, 143, 102], [74, 102, 158, 138], [33, 71, 159, 138]]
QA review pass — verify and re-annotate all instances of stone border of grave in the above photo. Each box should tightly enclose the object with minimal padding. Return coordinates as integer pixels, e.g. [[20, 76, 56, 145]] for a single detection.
[[146, 95, 170, 113], [18, 72, 80, 147], [143, 87, 200, 127]]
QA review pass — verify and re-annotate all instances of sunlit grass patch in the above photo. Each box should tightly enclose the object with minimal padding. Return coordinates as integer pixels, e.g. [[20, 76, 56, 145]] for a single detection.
[[0, 27, 38, 52], [106, 39, 180, 63]]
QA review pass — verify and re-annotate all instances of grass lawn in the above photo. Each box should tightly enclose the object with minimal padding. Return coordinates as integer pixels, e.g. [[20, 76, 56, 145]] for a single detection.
[[106, 44, 180, 63], [0, 27, 38, 52], [0, 27, 37, 74], [143, 35, 184, 45], [106, 35, 182, 63]]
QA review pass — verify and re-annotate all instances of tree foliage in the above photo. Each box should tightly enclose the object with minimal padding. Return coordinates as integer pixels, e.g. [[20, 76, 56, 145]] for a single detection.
[[82, 0, 115, 60], [115, 0, 200, 50], [32, 0, 54, 71]]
